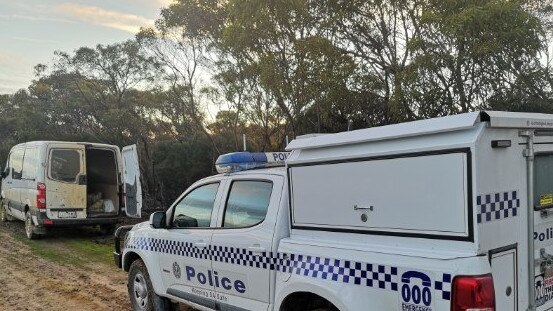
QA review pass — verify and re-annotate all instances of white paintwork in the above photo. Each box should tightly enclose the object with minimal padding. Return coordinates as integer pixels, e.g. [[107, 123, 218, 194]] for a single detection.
[[491, 248, 517, 311], [290, 152, 468, 237], [121, 111, 553, 311], [286, 111, 481, 150], [122, 144, 142, 218]]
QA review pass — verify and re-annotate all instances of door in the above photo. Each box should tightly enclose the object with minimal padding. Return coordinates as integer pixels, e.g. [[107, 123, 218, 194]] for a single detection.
[[4, 148, 24, 220], [122, 145, 142, 218], [491, 247, 517, 311], [210, 174, 284, 311], [159, 181, 225, 309], [533, 152, 553, 310], [45, 144, 87, 219], [20, 146, 39, 213]]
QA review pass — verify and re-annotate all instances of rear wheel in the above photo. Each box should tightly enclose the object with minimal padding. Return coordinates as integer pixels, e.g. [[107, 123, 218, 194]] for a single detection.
[[1, 200, 13, 222], [128, 259, 177, 311], [25, 212, 38, 240]]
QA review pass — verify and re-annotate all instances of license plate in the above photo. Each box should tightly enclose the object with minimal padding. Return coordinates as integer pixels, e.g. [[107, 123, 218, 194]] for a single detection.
[[58, 211, 77, 218]]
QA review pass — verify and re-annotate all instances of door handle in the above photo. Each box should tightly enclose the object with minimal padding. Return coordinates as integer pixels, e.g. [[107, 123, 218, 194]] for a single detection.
[[248, 245, 266, 254], [193, 241, 208, 249]]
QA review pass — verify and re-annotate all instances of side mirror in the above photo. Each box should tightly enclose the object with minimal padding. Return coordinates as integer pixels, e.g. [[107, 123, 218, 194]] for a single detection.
[[173, 214, 198, 228], [149, 211, 167, 229]]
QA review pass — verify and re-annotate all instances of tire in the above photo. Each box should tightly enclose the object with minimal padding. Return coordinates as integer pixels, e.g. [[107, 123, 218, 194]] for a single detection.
[[128, 259, 178, 311], [25, 211, 38, 240], [1, 200, 13, 222]]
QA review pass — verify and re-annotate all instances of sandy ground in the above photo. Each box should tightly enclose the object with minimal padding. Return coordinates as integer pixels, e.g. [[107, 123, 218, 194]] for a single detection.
[[0, 221, 191, 311], [0, 221, 130, 311]]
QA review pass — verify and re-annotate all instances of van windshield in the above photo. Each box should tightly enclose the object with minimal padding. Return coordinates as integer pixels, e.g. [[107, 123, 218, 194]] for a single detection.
[[50, 149, 81, 183]]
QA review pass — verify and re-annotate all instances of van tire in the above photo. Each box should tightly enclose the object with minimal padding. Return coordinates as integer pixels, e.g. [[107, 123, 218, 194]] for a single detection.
[[128, 259, 178, 311], [1, 200, 13, 222], [25, 212, 38, 240]]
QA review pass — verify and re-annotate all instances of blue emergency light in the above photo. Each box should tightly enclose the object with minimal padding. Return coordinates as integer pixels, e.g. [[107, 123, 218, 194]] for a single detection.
[[215, 152, 290, 174]]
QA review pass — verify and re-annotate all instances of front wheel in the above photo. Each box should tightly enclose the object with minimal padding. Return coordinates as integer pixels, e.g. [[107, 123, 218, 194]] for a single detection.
[[128, 259, 178, 311], [25, 212, 38, 240]]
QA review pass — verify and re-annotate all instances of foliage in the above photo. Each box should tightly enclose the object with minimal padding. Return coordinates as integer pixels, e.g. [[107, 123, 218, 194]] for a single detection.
[[1, 0, 553, 206]]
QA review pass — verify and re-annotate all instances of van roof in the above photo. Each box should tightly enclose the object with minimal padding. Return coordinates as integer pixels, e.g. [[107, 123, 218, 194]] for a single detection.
[[14, 141, 118, 149], [286, 111, 553, 151]]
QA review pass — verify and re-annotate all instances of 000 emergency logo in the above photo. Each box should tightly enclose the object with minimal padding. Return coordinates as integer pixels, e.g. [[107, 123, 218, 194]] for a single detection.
[[400, 271, 433, 311]]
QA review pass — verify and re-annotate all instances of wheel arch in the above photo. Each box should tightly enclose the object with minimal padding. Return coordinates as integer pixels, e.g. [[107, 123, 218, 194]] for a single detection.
[[123, 250, 166, 297], [123, 251, 141, 272], [276, 282, 345, 311]]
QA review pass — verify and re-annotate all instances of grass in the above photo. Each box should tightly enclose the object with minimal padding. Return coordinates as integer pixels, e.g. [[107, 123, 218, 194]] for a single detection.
[[12, 229, 115, 268]]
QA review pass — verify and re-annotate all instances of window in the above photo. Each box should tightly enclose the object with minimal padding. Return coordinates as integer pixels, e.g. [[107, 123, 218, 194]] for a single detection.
[[22, 147, 38, 180], [535, 154, 553, 209], [172, 183, 219, 228], [223, 180, 273, 228], [49, 149, 81, 183], [11, 148, 24, 180]]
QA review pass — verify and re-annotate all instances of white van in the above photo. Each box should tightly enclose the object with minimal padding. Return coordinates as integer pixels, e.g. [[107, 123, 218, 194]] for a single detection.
[[1, 141, 142, 239]]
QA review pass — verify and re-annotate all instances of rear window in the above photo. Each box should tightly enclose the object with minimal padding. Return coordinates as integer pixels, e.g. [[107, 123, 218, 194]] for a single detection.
[[49, 149, 81, 183]]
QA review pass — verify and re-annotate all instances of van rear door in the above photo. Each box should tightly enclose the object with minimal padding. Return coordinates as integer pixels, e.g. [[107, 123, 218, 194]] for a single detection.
[[45, 144, 87, 219], [122, 145, 142, 218]]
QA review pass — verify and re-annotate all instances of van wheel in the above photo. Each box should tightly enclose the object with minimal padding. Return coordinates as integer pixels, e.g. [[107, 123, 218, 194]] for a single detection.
[[1, 201, 13, 222], [25, 212, 38, 240], [128, 259, 177, 311]]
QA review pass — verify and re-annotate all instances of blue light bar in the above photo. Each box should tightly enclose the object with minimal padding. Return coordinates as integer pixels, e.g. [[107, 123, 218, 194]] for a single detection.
[[215, 152, 290, 174]]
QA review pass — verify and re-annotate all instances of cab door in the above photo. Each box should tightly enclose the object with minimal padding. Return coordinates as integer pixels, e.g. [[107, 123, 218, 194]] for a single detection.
[[157, 179, 226, 309], [122, 145, 142, 218], [210, 174, 284, 311], [45, 144, 87, 220]]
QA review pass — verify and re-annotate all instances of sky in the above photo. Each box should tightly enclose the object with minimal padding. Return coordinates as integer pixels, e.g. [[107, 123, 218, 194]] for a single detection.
[[0, 0, 172, 94]]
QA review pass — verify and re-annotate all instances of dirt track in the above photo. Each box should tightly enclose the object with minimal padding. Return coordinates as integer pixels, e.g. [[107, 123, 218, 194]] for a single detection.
[[0, 221, 131, 311]]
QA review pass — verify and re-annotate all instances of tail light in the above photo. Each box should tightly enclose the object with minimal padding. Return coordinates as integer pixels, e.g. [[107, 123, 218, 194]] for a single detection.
[[37, 182, 46, 210], [451, 274, 495, 311]]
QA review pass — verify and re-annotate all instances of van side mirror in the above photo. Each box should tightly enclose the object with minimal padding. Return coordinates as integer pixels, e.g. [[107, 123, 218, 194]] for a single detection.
[[0, 168, 7, 179], [149, 211, 167, 229]]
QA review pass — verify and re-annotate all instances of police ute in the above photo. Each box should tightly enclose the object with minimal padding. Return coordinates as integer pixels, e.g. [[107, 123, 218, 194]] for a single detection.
[[115, 111, 553, 311]]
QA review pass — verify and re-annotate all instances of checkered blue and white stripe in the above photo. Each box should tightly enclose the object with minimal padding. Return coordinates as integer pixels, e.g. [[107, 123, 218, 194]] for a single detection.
[[126, 236, 452, 300], [434, 273, 452, 300], [277, 253, 398, 291], [211, 245, 274, 269], [477, 190, 519, 224]]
